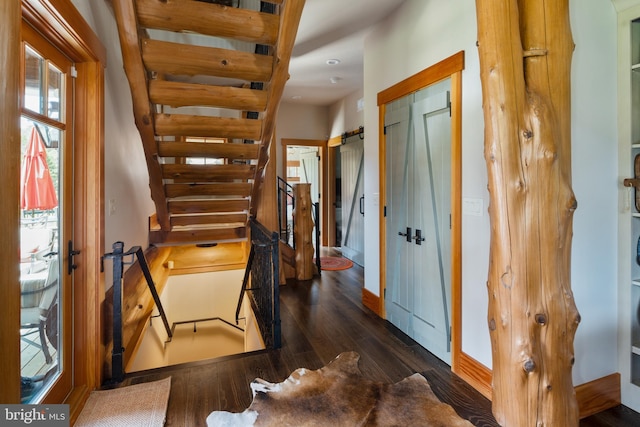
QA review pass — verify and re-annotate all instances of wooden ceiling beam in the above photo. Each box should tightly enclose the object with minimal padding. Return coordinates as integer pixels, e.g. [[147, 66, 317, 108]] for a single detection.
[[158, 141, 260, 160], [149, 80, 267, 111], [136, 0, 279, 46], [142, 39, 273, 82]]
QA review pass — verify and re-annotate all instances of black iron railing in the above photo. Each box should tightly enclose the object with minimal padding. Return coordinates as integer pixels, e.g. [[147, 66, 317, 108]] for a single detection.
[[103, 242, 172, 383], [312, 201, 321, 274], [277, 176, 295, 246], [235, 217, 281, 348]]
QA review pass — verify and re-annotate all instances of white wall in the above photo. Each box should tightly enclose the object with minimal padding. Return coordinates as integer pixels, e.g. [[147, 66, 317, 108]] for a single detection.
[[359, 0, 619, 386], [275, 102, 330, 176], [328, 88, 365, 138], [72, 1, 155, 281]]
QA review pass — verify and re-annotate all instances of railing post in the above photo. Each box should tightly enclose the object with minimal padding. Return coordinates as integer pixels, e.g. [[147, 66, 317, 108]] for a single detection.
[[104, 241, 125, 383]]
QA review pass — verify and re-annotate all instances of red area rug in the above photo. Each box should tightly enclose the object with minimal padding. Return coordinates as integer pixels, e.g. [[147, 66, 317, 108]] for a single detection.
[[316, 256, 353, 271]]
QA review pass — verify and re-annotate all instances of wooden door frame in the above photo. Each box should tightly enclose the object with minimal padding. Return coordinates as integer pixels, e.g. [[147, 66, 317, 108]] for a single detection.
[[281, 138, 328, 246], [0, 0, 105, 418], [377, 51, 465, 375]]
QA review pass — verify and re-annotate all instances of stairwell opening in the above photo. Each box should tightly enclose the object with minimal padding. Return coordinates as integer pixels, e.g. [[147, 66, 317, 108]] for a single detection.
[[126, 268, 265, 372]]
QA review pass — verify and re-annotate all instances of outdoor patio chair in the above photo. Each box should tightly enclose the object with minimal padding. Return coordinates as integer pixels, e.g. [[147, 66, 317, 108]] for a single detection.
[[20, 254, 58, 364]]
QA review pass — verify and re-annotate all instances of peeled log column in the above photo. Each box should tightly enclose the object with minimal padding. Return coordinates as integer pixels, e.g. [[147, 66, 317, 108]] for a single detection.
[[293, 184, 314, 280], [475, 1, 580, 425]]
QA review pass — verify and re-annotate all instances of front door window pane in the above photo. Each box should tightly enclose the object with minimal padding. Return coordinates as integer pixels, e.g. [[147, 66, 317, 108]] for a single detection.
[[24, 46, 44, 114]]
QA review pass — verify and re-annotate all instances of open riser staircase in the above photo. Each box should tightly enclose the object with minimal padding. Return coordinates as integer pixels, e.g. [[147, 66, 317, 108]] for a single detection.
[[111, 0, 305, 245]]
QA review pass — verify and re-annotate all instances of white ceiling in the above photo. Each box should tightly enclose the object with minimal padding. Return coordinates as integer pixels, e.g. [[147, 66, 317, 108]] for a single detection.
[[282, 0, 407, 106]]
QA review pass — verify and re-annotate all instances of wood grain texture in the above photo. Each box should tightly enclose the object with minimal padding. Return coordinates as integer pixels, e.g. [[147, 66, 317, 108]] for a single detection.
[[476, 1, 579, 425], [136, 0, 279, 45], [119, 250, 638, 427], [361, 288, 380, 316], [142, 39, 273, 82], [0, 0, 21, 404], [170, 213, 247, 228], [168, 199, 249, 215], [150, 80, 268, 111], [158, 141, 260, 160], [249, 0, 306, 217], [112, 0, 170, 229], [293, 183, 314, 280], [148, 227, 247, 245], [165, 183, 252, 198], [576, 373, 621, 419], [162, 164, 256, 181], [155, 114, 262, 140]]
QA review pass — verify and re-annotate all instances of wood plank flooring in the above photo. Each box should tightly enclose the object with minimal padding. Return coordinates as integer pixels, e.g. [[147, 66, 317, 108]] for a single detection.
[[121, 253, 640, 427]]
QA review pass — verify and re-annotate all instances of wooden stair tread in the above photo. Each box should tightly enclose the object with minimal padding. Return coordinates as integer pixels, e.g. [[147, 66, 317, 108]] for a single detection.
[[158, 141, 260, 160], [142, 39, 273, 82], [149, 226, 247, 245], [162, 164, 256, 181], [113, 0, 306, 245], [168, 198, 250, 214], [170, 213, 248, 227], [149, 80, 268, 111], [155, 114, 262, 140], [136, 0, 279, 46], [165, 182, 252, 198]]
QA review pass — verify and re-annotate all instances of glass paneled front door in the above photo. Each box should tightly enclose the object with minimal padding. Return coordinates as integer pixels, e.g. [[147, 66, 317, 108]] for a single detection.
[[19, 23, 73, 403]]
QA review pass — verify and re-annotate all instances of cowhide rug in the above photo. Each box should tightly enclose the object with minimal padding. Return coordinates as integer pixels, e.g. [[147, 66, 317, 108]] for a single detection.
[[206, 351, 474, 426]]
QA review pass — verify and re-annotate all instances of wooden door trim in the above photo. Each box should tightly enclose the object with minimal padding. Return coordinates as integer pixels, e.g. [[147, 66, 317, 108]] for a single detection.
[[3, 0, 105, 420], [281, 138, 328, 246], [377, 51, 466, 377]]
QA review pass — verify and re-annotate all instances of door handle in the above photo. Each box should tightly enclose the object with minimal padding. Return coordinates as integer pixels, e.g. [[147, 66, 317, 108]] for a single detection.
[[68, 240, 81, 275], [398, 227, 412, 243], [359, 195, 365, 215], [413, 229, 426, 245]]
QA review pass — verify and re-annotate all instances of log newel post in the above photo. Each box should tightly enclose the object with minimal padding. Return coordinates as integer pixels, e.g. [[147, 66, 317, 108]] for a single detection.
[[475, 1, 580, 425], [293, 183, 314, 280]]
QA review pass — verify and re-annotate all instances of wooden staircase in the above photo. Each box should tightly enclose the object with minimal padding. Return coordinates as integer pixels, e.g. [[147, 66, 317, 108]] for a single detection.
[[111, 0, 305, 245]]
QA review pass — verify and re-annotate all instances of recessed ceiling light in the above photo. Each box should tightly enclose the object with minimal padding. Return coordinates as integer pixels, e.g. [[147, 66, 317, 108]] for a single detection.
[[329, 76, 342, 84], [326, 59, 341, 65]]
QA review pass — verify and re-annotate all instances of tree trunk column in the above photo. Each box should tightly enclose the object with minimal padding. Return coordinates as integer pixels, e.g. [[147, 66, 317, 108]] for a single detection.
[[293, 183, 314, 280], [475, 1, 580, 425]]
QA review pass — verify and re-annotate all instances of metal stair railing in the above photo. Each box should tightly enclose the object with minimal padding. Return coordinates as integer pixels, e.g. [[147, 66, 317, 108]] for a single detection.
[[235, 217, 281, 348], [103, 241, 172, 383], [277, 176, 295, 246]]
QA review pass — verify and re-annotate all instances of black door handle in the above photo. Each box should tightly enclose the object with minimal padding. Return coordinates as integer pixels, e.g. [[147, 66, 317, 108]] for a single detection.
[[413, 229, 426, 245], [359, 195, 365, 215], [398, 227, 412, 243], [68, 240, 81, 275]]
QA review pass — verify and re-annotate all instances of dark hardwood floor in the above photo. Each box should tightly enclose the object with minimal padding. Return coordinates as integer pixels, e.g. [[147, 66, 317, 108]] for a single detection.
[[122, 251, 640, 427]]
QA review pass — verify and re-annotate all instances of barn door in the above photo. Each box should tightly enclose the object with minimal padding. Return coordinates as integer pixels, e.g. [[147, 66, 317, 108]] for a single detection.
[[385, 79, 452, 363], [340, 136, 364, 266], [299, 147, 320, 205]]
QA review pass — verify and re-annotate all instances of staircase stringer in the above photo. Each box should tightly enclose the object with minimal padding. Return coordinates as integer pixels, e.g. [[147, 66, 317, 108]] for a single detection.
[[250, 0, 306, 217], [112, 0, 170, 230]]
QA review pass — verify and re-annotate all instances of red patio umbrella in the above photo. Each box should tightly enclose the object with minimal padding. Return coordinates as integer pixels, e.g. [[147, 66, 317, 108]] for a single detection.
[[20, 127, 58, 211]]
